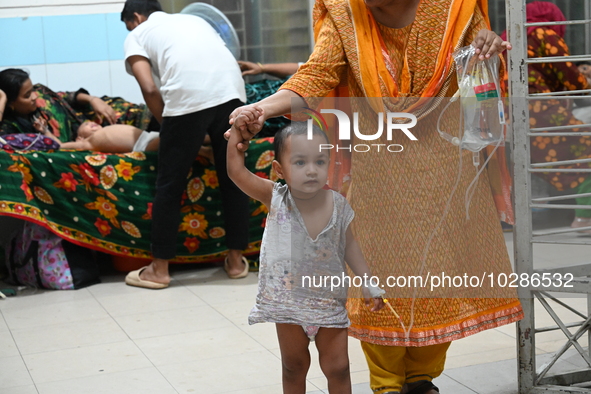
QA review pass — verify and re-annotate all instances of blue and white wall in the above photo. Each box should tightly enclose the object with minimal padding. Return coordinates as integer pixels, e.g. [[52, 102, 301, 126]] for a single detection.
[[0, 0, 144, 104]]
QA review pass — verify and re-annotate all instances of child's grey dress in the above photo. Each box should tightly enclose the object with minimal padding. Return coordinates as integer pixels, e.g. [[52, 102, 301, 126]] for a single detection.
[[249, 183, 354, 328]]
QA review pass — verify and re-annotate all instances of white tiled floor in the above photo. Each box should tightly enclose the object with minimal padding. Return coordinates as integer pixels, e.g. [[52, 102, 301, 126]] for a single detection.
[[0, 232, 589, 394]]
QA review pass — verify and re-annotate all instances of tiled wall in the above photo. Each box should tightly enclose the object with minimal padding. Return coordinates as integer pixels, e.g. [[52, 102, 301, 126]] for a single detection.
[[1, 0, 316, 106], [0, 12, 144, 104]]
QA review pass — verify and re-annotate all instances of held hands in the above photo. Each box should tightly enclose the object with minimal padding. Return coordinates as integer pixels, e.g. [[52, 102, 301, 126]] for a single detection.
[[471, 29, 512, 60], [90, 97, 117, 125], [225, 104, 265, 152]]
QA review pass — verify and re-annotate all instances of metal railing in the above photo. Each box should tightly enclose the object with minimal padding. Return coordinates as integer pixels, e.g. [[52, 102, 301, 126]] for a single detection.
[[507, 0, 591, 392]]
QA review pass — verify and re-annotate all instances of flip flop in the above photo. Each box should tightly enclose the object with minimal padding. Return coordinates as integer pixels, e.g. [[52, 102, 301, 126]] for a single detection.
[[224, 256, 249, 279], [405, 381, 439, 394], [125, 266, 169, 289]]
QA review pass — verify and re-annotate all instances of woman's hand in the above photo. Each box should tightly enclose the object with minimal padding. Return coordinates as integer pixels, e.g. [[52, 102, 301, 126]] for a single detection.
[[32, 116, 50, 134], [90, 97, 117, 125], [472, 29, 512, 60], [32, 116, 61, 144], [224, 104, 265, 151], [237, 60, 263, 76]]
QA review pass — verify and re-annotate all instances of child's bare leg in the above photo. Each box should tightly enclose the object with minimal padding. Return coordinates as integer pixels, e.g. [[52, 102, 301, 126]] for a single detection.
[[276, 323, 311, 394], [315, 327, 351, 394]]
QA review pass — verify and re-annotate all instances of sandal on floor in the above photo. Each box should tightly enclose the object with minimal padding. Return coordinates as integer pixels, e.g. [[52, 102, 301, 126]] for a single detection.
[[224, 256, 249, 279], [125, 266, 169, 289], [405, 380, 439, 394], [571, 217, 591, 234]]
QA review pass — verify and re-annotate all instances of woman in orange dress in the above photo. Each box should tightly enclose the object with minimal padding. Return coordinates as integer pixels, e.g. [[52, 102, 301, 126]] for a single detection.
[[230, 0, 522, 393]]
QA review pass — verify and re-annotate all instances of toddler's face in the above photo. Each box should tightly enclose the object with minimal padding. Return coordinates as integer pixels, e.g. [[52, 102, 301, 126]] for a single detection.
[[77, 121, 102, 139], [579, 64, 591, 79], [280, 134, 329, 197]]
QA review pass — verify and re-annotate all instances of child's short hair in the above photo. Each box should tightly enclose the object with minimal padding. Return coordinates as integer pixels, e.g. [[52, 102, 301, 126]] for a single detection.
[[273, 121, 329, 163], [576, 61, 591, 66]]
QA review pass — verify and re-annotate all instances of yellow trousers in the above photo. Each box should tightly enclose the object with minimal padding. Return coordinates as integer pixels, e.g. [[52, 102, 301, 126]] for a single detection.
[[361, 341, 451, 393]]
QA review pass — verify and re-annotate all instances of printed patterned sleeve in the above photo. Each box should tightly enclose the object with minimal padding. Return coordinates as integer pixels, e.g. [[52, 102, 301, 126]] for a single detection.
[[542, 30, 589, 91], [280, 13, 347, 99]]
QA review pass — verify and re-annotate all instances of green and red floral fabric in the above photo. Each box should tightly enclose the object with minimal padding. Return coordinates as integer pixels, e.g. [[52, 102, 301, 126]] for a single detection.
[[0, 139, 277, 262]]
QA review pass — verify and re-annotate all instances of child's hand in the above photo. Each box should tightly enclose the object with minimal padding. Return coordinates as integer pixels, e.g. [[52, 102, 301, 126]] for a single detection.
[[362, 284, 386, 312], [365, 297, 385, 312], [224, 114, 258, 153], [228, 123, 245, 145], [225, 105, 265, 151], [232, 106, 264, 136]]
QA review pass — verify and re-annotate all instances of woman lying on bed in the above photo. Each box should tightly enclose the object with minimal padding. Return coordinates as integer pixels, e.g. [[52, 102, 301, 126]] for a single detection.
[[0, 68, 153, 143]]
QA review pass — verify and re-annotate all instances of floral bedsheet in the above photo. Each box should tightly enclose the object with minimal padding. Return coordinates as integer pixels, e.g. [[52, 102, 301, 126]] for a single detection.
[[0, 138, 276, 262]]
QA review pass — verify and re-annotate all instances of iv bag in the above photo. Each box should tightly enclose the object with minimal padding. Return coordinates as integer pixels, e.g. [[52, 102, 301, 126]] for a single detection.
[[452, 45, 505, 152]]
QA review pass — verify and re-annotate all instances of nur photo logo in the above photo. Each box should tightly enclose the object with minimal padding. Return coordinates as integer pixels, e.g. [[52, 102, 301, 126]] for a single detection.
[[304, 107, 418, 153]]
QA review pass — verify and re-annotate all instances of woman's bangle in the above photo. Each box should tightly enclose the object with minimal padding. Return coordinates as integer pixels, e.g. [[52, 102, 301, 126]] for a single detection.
[[257, 62, 265, 73]]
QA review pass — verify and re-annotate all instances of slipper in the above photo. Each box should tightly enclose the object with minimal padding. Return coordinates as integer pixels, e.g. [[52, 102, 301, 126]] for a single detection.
[[571, 217, 591, 234], [224, 256, 249, 279], [125, 266, 169, 289], [405, 380, 439, 394]]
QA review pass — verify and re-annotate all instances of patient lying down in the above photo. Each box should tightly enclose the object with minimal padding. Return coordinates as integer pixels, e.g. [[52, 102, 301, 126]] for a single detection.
[[61, 121, 159, 153], [35, 120, 213, 160]]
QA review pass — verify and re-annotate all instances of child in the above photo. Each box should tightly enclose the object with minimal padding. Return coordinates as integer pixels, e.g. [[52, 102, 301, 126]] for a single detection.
[[577, 61, 591, 84], [227, 118, 385, 393], [32, 119, 214, 161]]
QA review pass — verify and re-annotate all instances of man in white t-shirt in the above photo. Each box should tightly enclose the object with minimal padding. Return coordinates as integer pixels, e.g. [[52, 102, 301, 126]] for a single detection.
[[121, 0, 251, 289]]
